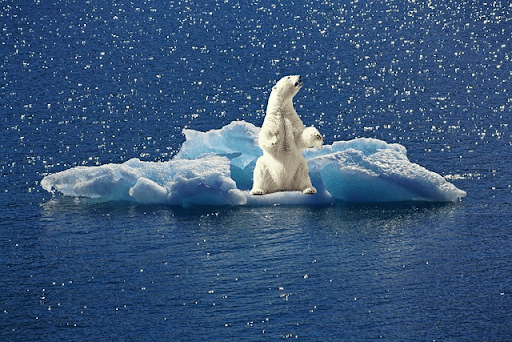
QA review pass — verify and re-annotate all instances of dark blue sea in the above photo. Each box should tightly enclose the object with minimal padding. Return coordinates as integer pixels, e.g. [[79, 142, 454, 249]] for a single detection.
[[1, 0, 511, 340]]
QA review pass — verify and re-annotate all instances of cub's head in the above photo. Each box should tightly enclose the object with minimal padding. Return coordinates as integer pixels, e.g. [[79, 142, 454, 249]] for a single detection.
[[272, 75, 303, 99]]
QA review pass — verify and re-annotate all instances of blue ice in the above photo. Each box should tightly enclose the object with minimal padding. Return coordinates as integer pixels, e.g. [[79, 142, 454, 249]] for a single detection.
[[41, 121, 466, 206]]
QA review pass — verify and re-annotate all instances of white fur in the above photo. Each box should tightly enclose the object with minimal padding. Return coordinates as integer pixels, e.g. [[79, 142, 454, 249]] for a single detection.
[[251, 75, 323, 195]]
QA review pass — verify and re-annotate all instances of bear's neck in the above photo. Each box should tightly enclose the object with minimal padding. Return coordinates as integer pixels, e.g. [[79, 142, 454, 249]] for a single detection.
[[267, 93, 294, 115]]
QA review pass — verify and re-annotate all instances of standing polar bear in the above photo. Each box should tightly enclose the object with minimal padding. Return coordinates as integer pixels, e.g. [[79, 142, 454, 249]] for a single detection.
[[251, 75, 323, 195]]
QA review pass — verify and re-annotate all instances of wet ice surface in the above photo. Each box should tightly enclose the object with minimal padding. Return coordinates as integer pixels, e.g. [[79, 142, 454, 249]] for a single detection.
[[1, 0, 511, 340]]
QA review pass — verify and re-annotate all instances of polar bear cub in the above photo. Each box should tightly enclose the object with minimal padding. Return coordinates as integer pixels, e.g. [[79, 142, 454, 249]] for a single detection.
[[251, 75, 323, 196]]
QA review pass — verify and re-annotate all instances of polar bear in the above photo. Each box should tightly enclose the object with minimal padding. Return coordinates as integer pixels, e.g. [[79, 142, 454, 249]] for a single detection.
[[251, 75, 323, 196]]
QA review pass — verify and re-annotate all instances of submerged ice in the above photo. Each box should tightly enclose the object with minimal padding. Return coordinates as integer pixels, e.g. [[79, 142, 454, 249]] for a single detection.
[[41, 121, 466, 206]]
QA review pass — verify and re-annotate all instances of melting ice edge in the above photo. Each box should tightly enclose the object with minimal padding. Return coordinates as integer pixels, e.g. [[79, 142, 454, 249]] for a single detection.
[[41, 121, 466, 206]]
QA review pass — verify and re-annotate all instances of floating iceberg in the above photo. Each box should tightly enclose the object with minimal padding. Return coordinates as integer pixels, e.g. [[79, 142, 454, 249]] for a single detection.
[[41, 121, 466, 206]]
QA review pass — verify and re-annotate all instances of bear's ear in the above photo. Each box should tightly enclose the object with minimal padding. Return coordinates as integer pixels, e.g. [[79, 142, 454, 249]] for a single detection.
[[273, 86, 277, 91]]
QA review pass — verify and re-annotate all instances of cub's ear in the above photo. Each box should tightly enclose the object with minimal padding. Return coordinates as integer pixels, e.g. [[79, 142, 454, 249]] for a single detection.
[[273, 86, 277, 90]]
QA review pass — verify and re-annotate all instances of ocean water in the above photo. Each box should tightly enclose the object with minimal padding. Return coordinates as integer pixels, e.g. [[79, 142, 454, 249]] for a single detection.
[[1, 0, 511, 340]]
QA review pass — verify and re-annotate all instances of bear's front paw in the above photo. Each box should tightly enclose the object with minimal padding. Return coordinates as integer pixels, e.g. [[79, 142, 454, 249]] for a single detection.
[[302, 187, 317, 194], [301, 127, 323, 149], [312, 132, 323, 149], [251, 188, 266, 195]]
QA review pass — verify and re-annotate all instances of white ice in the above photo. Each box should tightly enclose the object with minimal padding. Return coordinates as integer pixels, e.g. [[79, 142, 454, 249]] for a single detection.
[[41, 121, 467, 206]]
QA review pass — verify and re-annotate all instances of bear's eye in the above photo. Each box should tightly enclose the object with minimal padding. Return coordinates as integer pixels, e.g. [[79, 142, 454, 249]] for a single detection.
[[294, 82, 299, 86]]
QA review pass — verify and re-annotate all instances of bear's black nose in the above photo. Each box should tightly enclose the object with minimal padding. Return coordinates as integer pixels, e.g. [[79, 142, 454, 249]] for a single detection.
[[294, 76, 302, 87]]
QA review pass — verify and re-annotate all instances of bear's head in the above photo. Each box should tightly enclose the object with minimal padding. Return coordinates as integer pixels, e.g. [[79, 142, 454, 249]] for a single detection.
[[272, 75, 303, 99]]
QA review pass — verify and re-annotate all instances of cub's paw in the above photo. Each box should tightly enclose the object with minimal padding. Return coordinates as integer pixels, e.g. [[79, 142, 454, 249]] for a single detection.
[[302, 187, 317, 195], [250, 188, 266, 195]]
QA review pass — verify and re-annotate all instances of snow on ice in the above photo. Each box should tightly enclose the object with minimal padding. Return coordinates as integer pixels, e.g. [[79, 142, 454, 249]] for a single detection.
[[41, 121, 467, 206]]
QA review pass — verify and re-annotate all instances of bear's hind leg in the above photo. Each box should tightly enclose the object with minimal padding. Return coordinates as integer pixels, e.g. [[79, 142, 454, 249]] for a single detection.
[[251, 158, 271, 195], [294, 159, 316, 194], [303, 187, 317, 194], [250, 187, 266, 195]]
